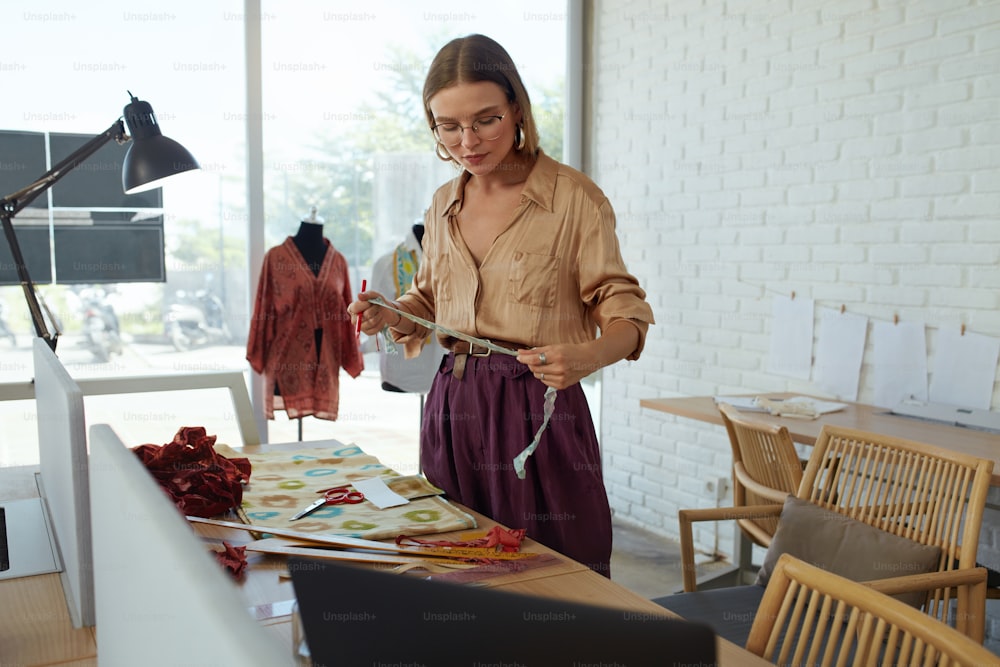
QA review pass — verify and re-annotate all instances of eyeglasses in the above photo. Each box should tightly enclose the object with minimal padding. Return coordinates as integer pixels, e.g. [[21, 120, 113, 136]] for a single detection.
[[432, 112, 507, 146]]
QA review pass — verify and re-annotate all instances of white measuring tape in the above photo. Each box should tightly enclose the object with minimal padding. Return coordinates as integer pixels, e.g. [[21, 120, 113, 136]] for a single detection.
[[370, 297, 557, 479]]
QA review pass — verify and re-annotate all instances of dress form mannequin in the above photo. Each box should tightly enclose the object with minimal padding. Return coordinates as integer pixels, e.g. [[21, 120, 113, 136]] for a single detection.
[[293, 207, 327, 277], [282, 207, 329, 430], [383, 222, 426, 393], [248, 216, 362, 437], [372, 222, 442, 395]]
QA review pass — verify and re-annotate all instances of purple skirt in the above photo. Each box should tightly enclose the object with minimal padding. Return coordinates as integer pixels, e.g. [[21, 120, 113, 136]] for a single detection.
[[420, 352, 613, 576]]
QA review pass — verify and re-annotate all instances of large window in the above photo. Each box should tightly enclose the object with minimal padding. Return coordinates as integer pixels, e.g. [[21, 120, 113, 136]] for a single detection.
[[0, 1, 568, 468], [0, 1, 249, 465], [259, 0, 568, 276]]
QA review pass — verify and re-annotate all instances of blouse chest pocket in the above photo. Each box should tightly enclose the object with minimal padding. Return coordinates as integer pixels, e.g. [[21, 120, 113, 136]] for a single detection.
[[508, 251, 560, 307]]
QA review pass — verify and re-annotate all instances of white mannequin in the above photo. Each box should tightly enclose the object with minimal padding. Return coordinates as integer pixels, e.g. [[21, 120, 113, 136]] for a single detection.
[[369, 223, 443, 394]]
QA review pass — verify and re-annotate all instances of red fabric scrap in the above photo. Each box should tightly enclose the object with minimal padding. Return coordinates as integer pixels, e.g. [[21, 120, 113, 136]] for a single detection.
[[214, 541, 248, 580], [395, 525, 527, 553], [132, 426, 251, 518]]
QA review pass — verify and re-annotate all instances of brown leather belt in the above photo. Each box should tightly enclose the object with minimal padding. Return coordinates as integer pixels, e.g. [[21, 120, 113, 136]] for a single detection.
[[449, 339, 524, 380]]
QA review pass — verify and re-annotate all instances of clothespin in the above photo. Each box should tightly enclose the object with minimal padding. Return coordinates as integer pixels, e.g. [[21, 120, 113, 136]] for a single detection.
[[961, 324, 966, 336], [893, 313, 899, 325], [840, 304, 846, 314], [791, 290, 796, 300]]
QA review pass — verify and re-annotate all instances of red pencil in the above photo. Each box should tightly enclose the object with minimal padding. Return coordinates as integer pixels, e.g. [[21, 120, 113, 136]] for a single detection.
[[356, 279, 366, 338]]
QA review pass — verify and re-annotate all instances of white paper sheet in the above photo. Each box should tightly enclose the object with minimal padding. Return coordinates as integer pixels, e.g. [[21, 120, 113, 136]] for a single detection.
[[813, 308, 869, 401], [929, 327, 1000, 410], [872, 320, 928, 408], [351, 477, 410, 509], [766, 295, 814, 380]]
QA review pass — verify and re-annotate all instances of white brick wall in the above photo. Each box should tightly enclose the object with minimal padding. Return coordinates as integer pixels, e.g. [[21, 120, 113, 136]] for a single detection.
[[590, 0, 1000, 619]]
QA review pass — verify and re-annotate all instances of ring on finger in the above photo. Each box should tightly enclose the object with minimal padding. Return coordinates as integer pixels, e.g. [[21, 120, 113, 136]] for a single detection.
[[540, 373, 545, 382], [539, 352, 547, 365]]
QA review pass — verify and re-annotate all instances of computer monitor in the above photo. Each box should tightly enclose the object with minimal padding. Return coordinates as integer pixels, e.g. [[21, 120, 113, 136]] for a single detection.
[[1, 341, 261, 628], [35, 337, 94, 627], [88, 422, 292, 665], [290, 557, 717, 666], [0, 338, 93, 627]]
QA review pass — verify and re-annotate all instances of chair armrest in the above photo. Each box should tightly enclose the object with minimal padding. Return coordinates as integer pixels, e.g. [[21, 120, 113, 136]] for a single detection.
[[678, 504, 784, 592], [864, 567, 988, 642], [736, 468, 794, 504]]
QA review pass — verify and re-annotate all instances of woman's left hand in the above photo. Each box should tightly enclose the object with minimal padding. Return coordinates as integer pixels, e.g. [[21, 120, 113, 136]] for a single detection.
[[517, 343, 601, 390]]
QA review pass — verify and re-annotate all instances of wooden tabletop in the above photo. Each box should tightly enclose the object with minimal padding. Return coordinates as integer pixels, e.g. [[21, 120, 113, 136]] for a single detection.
[[641, 393, 1000, 485], [213, 512, 770, 666], [0, 444, 771, 667]]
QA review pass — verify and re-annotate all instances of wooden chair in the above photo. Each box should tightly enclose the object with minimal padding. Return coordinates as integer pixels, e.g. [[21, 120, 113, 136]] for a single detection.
[[747, 553, 998, 666], [718, 402, 803, 550], [657, 424, 993, 645]]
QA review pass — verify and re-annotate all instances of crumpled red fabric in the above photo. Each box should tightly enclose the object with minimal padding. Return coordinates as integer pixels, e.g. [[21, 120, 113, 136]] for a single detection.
[[395, 525, 527, 553], [214, 541, 248, 580], [132, 426, 251, 518]]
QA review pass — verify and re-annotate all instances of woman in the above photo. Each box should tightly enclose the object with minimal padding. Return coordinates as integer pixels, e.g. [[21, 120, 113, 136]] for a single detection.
[[349, 34, 654, 575]]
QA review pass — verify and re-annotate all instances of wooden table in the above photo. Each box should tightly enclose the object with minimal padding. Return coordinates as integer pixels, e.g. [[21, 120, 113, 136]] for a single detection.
[[641, 393, 1000, 486], [0, 446, 771, 666], [642, 393, 1000, 591]]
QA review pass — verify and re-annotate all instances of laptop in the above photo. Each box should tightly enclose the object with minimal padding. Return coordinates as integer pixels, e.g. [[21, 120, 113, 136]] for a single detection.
[[290, 557, 717, 666], [891, 399, 1000, 433]]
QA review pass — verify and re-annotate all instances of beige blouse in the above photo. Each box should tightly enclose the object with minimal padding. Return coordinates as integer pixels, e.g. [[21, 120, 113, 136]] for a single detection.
[[394, 150, 655, 360]]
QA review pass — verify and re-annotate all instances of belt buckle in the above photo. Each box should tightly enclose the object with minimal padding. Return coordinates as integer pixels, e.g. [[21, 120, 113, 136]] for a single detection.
[[471, 340, 492, 358]]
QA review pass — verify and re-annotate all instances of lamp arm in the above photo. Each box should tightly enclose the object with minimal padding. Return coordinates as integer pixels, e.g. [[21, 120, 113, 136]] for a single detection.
[[0, 211, 55, 348], [0, 119, 128, 351], [1, 119, 128, 215]]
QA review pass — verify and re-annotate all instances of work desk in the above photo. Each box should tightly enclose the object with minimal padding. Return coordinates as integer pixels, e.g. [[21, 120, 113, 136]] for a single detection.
[[0, 441, 771, 667], [642, 393, 1000, 486]]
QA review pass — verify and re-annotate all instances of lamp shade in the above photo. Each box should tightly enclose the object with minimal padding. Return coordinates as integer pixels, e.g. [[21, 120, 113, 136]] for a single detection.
[[121, 94, 199, 194]]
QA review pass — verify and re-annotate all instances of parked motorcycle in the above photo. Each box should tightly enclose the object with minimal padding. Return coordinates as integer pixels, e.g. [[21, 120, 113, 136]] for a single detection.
[[79, 287, 123, 363], [165, 289, 232, 351]]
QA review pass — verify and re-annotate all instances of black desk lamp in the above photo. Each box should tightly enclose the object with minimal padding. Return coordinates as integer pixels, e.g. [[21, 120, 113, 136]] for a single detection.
[[0, 92, 199, 351]]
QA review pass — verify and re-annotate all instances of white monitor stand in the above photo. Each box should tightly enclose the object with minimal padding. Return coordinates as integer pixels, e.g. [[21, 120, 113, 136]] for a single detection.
[[0, 338, 93, 629], [0, 497, 60, 579]]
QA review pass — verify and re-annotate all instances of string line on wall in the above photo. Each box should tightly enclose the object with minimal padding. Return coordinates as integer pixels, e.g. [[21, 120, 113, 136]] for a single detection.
[[737, 279, 980, 337]]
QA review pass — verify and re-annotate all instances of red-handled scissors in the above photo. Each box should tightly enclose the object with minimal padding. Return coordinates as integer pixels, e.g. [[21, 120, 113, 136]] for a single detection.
[[290, 486, 365, 521]]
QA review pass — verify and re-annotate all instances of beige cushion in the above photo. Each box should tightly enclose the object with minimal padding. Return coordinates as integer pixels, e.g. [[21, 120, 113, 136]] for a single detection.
[[755, 496, 942, 608]]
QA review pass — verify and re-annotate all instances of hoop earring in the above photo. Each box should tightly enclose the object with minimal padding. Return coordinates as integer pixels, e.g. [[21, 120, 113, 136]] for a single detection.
[[514, 125, 526, 151], [435, 142, 453, 162]]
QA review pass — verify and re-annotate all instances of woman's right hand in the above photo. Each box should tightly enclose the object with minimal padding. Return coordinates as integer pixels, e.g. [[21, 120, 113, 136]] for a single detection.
[[347, 289, 396, 335]]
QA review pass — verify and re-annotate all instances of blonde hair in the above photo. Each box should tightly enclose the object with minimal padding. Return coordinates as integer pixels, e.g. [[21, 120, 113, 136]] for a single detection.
[[423, 34, 539, 158]]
